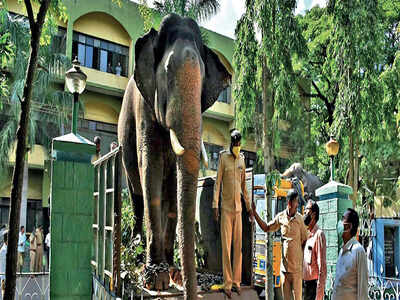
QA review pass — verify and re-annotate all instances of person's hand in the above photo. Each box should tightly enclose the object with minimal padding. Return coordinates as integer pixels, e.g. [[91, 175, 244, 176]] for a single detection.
[[248, 208, 254, 222], [249, 214, 254, 223], [213, 208, 219, 222], [251, 200, 256, 212]]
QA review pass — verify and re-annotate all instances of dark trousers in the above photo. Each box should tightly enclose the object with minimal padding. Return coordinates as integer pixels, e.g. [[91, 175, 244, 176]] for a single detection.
[[303, 279, 317, 300]]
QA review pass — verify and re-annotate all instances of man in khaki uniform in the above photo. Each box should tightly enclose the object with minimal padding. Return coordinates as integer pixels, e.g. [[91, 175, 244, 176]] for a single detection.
[[252, 190, 308, 300], [213, 129, 252, 298], [30, 225, 44, 272]]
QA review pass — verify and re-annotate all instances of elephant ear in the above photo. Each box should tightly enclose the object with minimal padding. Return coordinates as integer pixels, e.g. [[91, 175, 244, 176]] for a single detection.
[[201, 46, 232, 113], [134, 28, 158, 108]]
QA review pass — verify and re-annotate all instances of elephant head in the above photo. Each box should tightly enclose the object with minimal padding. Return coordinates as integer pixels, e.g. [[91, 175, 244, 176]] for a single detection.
[[133, 14, 231, 299], [282, 163, 323, 200]]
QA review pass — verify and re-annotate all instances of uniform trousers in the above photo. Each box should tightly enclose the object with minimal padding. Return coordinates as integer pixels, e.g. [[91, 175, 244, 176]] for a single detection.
[[29, 250, 36, 272], [221, 210, 242, 290], [303, 279, 317, 300], [35, 245, 43, 272], [281, 271, 303, 300], [17, 252, 25, 272]]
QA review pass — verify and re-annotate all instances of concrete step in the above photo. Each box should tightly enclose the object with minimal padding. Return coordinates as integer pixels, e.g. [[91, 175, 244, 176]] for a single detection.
[[140, 286, 259, 300]]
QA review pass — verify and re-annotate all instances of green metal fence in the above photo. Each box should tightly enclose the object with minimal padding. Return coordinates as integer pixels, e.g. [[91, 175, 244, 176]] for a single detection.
[[92, 146, 122, 299]]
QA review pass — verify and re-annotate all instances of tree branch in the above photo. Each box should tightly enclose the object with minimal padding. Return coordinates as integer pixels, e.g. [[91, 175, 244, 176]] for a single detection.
[[35, 0, 51, 30], [24, 0, 35, 32]]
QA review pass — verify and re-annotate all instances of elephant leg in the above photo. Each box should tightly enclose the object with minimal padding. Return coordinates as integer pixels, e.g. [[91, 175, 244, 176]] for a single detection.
[[140, 144, 169, 290], [123, 154, 144, 240], [127, 178, 144, 239], [163, 169, 177, 266]]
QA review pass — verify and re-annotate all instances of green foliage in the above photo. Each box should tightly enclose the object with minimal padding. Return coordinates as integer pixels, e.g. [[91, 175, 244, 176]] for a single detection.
[[234, 0, 400, 208], [153, 0, 219, 22], [138, 1, 154, 33], [233, 5, 261, 145], [121, 189, 145, 280], [0, 8, 72, 172], [233, 0, 307, 173], [265, 170, 281, 196]]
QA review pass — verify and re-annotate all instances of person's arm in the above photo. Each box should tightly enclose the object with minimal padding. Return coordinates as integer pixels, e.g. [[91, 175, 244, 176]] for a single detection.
[[301, 218, 309, 249], [213, 153, 224, 221], [357, 248, 369, 300], [315, 231, 327, 300], [240, 159, 252, 215], [252, 203, 280, 233]]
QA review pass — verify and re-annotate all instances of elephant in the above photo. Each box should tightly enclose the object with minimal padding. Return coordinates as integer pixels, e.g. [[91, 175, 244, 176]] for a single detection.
[[117, 14, 231, 299], [281, 163, 323, 201]]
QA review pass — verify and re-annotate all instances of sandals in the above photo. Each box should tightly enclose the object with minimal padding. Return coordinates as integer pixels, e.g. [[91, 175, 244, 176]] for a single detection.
[[232, 286, 241, 295], [222, 288, 232, 298]]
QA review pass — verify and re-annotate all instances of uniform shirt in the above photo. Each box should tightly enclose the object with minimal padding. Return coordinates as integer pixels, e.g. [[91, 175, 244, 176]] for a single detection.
[[213, 150, 251, 213], [265, 209, 308, 273], [303, 224, 327, 300], [0, 244, 6, 280], [332, 237, 368, 300], [18, 232, 26, 253], [30, 229, 44, 250]]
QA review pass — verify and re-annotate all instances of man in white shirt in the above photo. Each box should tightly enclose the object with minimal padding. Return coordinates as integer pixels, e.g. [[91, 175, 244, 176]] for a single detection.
[[18, 226, 26, 273], [0, 231, 8, 297], [45, 230, 50, 271], [332, 208, 368, 300]]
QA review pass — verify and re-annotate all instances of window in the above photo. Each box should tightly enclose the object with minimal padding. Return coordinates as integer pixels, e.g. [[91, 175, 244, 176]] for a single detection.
[[51, 27, 67, 54], [242, 150, 257, 169], [384, 226, 397, 277], [0, 198, 42, 233], [204, 143, 224, 171], [72, 32, 129, 77], [217, 86, 231, 104]]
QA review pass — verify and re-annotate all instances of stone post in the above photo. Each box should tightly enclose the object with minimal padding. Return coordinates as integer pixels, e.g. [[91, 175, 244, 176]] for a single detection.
[[315, 181, 353, 291]]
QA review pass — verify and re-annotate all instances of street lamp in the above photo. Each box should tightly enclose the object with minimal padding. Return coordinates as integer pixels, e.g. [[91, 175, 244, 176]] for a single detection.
[[65, 57, 87, 135], [325, 136, 339, 181]]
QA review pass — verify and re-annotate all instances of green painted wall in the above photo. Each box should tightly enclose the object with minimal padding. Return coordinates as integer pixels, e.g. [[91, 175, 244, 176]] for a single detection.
[[62, 0, 234, 65], [50, 136, 95, 299]]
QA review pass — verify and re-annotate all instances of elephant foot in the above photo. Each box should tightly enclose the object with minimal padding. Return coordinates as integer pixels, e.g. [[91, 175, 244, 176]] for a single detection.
[[143, 263, 170, 291], [169, 267, 183, 287]]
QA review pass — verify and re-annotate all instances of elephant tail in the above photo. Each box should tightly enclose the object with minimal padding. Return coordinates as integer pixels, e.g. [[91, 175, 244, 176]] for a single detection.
[[132, 194, 144, 239]]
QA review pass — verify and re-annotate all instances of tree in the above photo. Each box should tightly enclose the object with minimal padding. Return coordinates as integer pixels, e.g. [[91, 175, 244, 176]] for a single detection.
[[328, 0, 386, 206], [296, 1, 400, 209], [233, 0, 306, 299], [2, 1, 68, 298], [0, 14, 13, 101], [153, 0, 219, 21], [0, 10, 71, 172]]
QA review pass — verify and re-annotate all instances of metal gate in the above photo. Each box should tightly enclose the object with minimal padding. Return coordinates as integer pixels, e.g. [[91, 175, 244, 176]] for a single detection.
[[92, 146, 122, 299]]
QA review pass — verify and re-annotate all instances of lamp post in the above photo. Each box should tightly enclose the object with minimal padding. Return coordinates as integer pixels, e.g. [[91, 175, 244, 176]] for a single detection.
[[65, 58, 87, 135], [325, 136, 339, 181]]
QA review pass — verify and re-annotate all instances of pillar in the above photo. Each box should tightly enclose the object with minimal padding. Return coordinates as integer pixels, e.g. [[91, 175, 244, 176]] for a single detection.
[[315, 181, 353, 290], [50, 133, 96, 299]]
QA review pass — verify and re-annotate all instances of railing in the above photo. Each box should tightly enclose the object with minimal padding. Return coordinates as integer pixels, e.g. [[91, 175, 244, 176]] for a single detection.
[[324, 269, 400, 300], [0, 272, 49, 300], [92, 146, 122, 299]]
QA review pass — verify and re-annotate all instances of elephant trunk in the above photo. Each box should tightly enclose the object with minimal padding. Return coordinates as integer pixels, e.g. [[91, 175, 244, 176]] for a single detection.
[[177, 157, 199, 300], [174, 57, 202, 299]]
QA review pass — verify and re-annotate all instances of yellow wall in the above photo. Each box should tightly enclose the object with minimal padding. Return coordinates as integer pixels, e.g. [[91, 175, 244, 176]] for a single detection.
[[74, 12, 130, 47], [0, 169, 43, 200], [375, 196, 400, 218], [81, 67, 129, 93], [5, 0, 67, 27], [8, 144, 47, 169], [202, 118, 229, 148], [82, 91, 121, 124]]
